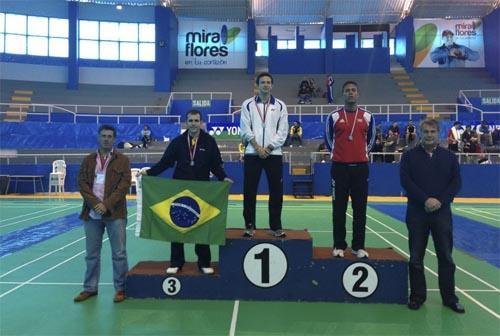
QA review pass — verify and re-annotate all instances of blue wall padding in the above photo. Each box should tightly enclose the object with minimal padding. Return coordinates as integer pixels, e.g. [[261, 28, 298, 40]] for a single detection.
[[0, 122, 180, 149], [313, 163, 500, 197], [1, 162, 498, 198], [0, 213, 81, 257], [370, 204, 500, 268]]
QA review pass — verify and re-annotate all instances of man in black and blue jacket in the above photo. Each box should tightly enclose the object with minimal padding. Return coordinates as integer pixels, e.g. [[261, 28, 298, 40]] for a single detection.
[[400, 118, 464, 313]]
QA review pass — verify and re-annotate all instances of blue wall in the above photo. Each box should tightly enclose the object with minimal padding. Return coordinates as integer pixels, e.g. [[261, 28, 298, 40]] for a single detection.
[[483, 8, 500, 83], [0, 122, 180, 149], [1, 162, 498, 198], [395, 16, 414, 73]]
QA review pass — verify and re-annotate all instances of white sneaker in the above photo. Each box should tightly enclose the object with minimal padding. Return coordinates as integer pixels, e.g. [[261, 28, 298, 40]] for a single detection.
[[332, 248, 344, 258], [352, 249, 369, 258], [166, 267, 179, 274], [200, 267, 214, 275]]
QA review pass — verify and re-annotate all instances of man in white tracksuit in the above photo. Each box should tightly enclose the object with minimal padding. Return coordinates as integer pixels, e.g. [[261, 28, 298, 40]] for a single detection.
[[240, 72, 289, 238]]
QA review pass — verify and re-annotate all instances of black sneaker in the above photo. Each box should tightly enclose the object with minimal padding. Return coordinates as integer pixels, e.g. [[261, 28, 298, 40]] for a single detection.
[[407, 300, 423, 310], [271, 229, 286, 237], [444, 302, 465, 313]]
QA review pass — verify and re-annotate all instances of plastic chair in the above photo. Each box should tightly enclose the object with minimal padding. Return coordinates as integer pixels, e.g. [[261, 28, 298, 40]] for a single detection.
[[130, 168, 141, 194], [48, 160, 66, 194]]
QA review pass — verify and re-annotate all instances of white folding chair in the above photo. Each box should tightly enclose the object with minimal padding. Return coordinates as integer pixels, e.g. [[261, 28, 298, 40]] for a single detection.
[[48, 160, 66, 194], [130, 168, 141, 194]]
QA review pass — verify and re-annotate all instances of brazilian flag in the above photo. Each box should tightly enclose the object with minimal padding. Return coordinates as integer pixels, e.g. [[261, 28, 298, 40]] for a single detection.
[[139, 176, 231, 245]]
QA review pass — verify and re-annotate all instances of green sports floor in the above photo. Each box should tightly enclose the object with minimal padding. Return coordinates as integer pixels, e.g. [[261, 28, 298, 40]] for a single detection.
[[0, 196, 499, 336]]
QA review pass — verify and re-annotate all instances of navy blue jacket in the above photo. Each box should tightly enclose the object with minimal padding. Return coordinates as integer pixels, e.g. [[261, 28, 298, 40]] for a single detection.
[[400, 145, 461, 208], [147, 130, 227, 181]]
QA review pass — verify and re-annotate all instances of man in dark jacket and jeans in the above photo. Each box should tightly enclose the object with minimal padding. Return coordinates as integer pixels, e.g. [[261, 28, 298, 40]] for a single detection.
[[140, 110, 232, 275], [74, 125, 131, 303], [400, 118, 464, 313]]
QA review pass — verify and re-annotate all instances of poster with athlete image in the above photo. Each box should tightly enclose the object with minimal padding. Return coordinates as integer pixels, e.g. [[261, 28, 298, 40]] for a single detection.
[[414, 19, 485, 68]]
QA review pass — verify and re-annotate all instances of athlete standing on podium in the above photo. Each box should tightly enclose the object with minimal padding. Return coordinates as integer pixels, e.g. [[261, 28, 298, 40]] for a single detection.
[[240, 72, 289, 238], [325, 81, 375, 258]]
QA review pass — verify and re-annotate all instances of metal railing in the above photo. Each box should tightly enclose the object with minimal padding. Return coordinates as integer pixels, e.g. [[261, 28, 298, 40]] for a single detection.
[[459, 89, 500, 99], [0, 103, 180, 124], [226, 103, 487, 122], [308, 151, 500, 167]]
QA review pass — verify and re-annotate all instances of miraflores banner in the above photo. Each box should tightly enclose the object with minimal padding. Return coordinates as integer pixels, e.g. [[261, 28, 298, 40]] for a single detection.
[[178, 19, 247, 69], [414, 19, 485, 68]]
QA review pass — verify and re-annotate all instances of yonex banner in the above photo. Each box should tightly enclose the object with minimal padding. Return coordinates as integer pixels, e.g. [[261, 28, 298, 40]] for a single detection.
[[414, 19, 485, 68], [207, 123, 241, 140], [178, 19, 247, 69]]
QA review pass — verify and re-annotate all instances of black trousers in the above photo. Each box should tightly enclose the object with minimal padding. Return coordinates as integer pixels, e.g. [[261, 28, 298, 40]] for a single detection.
[[243, 155, 283, 230], [406, 204, 458, 305], [170, 243, 210, 268], [331, 162, 369, 251]]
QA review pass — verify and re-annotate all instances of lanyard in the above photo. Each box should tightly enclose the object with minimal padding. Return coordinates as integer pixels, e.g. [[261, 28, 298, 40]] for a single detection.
[[343, 108, 359, 141], [187, 134, 198, 166], [255, 96, 270, 127], [96, 150, 112, 173]]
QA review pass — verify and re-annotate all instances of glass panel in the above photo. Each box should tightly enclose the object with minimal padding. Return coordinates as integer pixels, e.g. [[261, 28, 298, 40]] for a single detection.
[[139, 23, 154, 42], [6, 14, 26, 34], [332, 39, 346, 49], [361, 39, 374, 48], [304, 40, 320, 49], [389, 38, 394, 56], [120, 42, 138, 61], [0, 13, 4, 33], [287, 40, 296, 49], [49, 18, 68, 38], [0, 33, 4, 52], [255, 40, 269, 57], [28, 16, 48, 36], [119, 22, 138, 42], [5, 34, 26, 54], [49, 37, 68, 57], [79, 20, 98, 40], [277, 40, 287, 49], [27, 36, 48, 56], [139, 42, 154, 61], [99, 40, 118, 60], [100, 21, 119, 41], [79, 39, 98, 59]]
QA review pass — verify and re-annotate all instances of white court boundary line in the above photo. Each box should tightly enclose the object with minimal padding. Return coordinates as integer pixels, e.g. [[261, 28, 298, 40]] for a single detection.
[[0, 220, 136, 299], [364, 211, 500, 292], [0, 205, 73, 223], [356, 213, 500, 319], [228, 300, 239, 336], [0, 281, 496, 293], [0, 212, 136, 279], [0, 205, 81, 229], [455, 208, 500, 221]]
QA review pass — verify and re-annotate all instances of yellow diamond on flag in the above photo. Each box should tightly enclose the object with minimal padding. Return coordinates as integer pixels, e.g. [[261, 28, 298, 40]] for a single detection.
[[150, 189, 220, 234]]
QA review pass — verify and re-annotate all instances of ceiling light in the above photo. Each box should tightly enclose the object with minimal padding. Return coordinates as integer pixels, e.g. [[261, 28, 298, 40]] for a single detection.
[[116, 4, 123, 10]]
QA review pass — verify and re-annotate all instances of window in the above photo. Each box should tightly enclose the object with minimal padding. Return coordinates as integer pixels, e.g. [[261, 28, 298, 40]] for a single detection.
[[304, 40, 320, 49], [277, 40, 296, 49], [361, 39, 374, 48], [389, 38, 395, 56], [255, 40, 268, 57], [2, 13, 68, 57], [79, 20, 155, 61], [332, 39, 346, 49]]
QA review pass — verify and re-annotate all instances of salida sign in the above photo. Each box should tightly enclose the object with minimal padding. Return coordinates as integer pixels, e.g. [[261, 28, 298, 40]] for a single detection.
[[178, 20, 247, 69]]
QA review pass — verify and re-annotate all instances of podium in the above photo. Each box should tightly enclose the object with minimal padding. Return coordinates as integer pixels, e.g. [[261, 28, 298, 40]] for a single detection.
[[126, 229, 408, 303]]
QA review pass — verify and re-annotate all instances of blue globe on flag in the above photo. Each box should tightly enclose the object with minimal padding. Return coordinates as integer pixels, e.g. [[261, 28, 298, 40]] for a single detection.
[[169, 196, 201, 228]]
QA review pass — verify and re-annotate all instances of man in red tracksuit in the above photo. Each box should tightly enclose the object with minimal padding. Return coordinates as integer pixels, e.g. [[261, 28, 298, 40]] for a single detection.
[[324, 81, 375, 259]]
